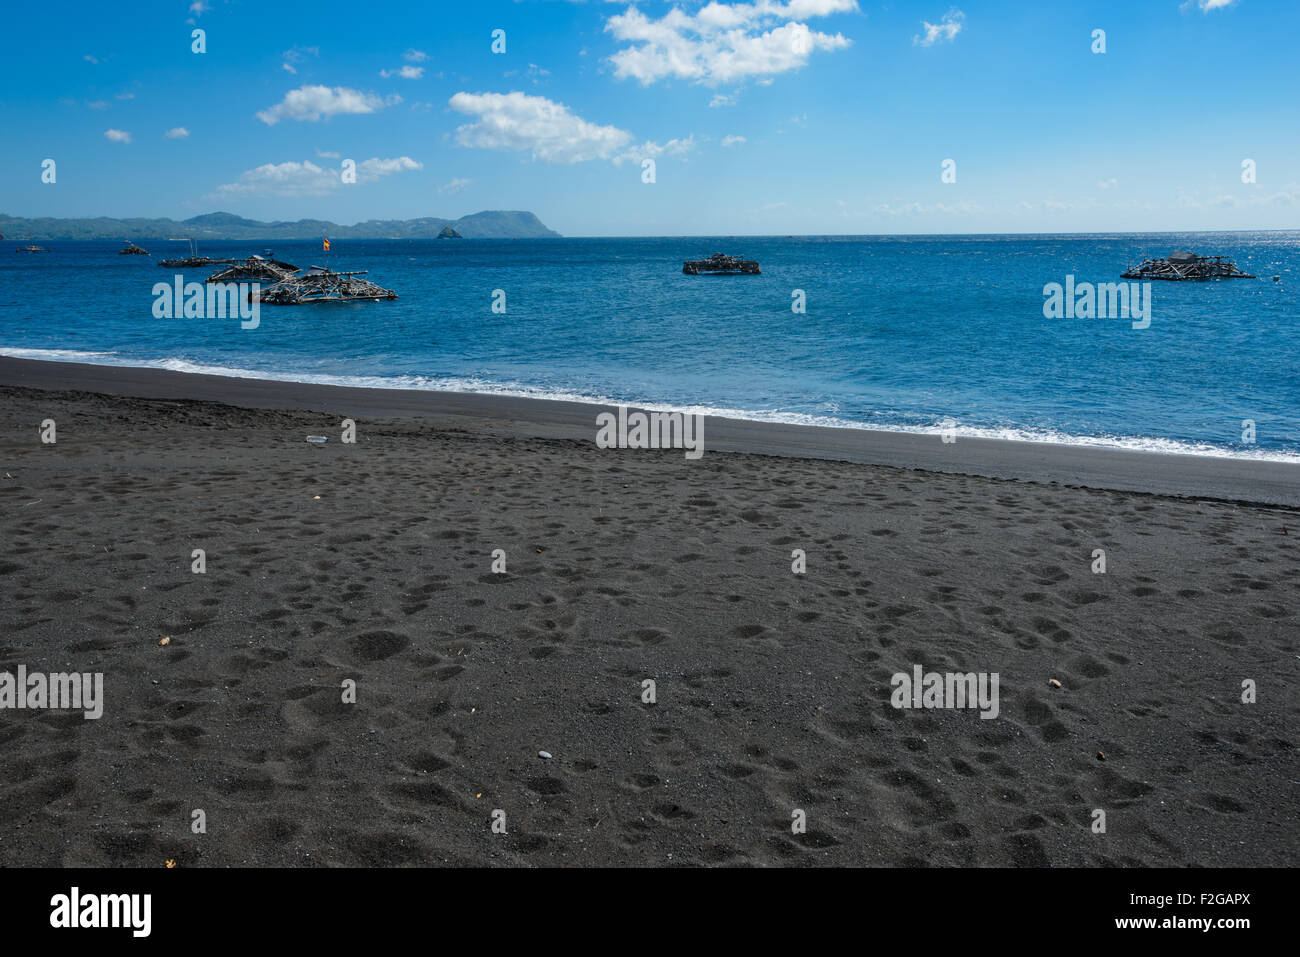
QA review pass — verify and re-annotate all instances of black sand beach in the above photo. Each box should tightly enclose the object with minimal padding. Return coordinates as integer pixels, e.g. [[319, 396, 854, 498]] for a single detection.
[[0, 357, 1296, 867]]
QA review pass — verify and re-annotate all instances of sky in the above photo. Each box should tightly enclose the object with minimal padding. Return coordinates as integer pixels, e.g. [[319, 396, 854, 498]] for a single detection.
[[1, 0, 1297, 236]]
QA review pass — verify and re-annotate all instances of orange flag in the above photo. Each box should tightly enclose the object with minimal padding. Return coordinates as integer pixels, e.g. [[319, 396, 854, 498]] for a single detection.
[[322, 237, 330, 252]]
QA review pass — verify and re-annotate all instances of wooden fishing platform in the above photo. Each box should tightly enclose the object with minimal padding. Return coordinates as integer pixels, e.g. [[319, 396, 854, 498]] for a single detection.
[[206, 255, 299, 284], [1122, 251, 1255, 281], [683, 253, 761, 275], [255, 266, 398, 304], [159, 256, 234, 268]]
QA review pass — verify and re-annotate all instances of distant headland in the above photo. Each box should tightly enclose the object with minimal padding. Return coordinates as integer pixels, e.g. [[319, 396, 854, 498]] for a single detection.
[[0, 210, 561, 240]]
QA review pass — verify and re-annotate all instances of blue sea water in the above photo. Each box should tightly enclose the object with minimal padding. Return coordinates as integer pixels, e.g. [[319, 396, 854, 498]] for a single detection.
[[1, 232, 1298, 460]]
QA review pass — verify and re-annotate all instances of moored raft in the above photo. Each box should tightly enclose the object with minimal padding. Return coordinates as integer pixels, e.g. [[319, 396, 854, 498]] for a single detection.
[[206, 255, 299, 284], [683, 252, 761, 275], [254, 266, 398, 304], [159, 256, 233, 268], [1121, 251, 1255, 281]]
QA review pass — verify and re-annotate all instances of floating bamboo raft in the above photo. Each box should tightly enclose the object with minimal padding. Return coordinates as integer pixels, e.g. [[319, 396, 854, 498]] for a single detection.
[[1122, 251, 1254, 281], [255, 266, 398, 304], [159, 256, 233, 268], [119, 242, 150, 255], [683, 252, 761, 275], [206, 255, 299, 284]]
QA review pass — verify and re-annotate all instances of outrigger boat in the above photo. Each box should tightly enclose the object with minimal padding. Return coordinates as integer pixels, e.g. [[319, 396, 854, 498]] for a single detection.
[[683, 252, 761, 275]]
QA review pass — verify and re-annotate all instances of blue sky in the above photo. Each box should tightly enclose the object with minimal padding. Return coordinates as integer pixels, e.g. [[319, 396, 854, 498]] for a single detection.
[[1, 0, 1296, 235]]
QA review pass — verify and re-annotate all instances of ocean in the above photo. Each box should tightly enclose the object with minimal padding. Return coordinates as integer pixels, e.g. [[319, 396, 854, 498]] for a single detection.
[[2, 232, 1297, 460]]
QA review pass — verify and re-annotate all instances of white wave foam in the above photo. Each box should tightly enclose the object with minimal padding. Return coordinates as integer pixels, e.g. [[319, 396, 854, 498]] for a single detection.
[[4, 346, 1299, 464]]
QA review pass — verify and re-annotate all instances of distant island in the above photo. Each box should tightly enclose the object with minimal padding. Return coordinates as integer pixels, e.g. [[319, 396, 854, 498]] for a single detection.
[[438, 225, 464, 239], [0, 210, 560, 240]]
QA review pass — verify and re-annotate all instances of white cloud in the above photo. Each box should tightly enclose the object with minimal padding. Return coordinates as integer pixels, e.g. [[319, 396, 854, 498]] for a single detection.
[[605, 0, 856, 87], [613, 136, 695, 166], [381, 65, 425, 79], [404, 49, 429, 62], [214, 156, 422, 197], [438, 177, 472, 195], [356, 156, 422, 180], [914, 8, 964, 46], [256, 85, 396, 124], [315, 149, 340, 159], [449, 91, 693, 167], [164, 127, 190, 139], [115, 92, 134, 100], [189, 1, 210, 17], [83, 54, 98, 64], [1098, 178, 1117, 189], [87, 100, 109, 110], [709, 92, 738, 107], [722, 134, 746, 146], [449, 91, 634, 163], [1182, 0, 1237, 11], [103, 128, 131, 143]]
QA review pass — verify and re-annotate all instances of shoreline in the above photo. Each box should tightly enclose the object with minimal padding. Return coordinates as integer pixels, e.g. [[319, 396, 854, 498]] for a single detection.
[[2, 356, 1297, 507]]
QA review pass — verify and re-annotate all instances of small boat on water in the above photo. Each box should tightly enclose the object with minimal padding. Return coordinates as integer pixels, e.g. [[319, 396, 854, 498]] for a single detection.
[[160, 237, 231, 268], [1121, 250, 1254, 281], [15, 242, 48, 252], [120, 242, 150, 255], [683, 252, 760, 275]]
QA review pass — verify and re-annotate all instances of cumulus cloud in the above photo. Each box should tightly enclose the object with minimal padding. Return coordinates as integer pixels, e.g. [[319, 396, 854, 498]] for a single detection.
[[438, 177, 472, 195], [448, 91, 694, 167], [213, 156, 422, 197], [604, 0, 856, 87], [1182, 0, 1236, 11], [914, 8, 964, 46], [164, 127, 190, 139], [103, 128, 131, 143], [449, 91, 634, 163], [722, 134, 746, 146], [405, 49, 428, 62], [256, 85, 396, 124]]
